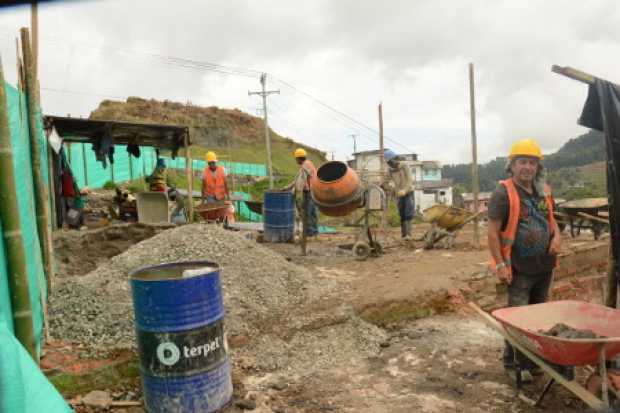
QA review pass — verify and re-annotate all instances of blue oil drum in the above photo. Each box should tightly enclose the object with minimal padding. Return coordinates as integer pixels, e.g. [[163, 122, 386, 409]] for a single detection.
[[263, 190, 295, 242], [130, 261, 232, 413]]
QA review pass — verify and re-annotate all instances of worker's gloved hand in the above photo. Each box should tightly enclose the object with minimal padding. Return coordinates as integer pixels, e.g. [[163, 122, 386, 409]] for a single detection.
[[496, 266, 512, 285], [397, 189, 406, 197]]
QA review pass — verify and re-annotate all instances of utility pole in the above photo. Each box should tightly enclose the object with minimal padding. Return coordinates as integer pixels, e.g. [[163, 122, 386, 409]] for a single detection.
[[349, 133, 357, 155], [378, 103, 386, 232], [469, 63, 480, 249], [249, 73, 279, 189]]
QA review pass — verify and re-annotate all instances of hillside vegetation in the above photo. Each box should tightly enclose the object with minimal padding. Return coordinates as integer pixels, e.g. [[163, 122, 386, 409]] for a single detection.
[[90, 97, 327, 176], [443, 130, 607, 199]]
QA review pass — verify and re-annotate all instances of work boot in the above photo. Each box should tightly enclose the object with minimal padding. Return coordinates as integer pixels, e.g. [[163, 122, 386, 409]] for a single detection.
[[403, 219, 413, 240]]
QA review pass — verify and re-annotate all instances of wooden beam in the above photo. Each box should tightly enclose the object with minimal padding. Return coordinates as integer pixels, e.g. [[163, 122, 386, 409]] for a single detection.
[[469, 302, 606, 410], [551, 65, 596, 85]]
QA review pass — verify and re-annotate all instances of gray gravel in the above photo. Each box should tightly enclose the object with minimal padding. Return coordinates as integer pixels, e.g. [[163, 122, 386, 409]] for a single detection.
[[49, 223, 385, 370]]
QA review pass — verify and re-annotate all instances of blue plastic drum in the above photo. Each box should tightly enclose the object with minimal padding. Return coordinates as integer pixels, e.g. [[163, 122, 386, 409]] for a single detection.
[[130, 261, 232, 413], [263, 190, 295, 242]]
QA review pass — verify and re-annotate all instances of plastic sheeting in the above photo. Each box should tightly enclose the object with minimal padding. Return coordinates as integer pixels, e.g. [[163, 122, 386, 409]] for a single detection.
[[0, 83, 46, 351], [0, 322, 72, 413], [579, 79, 620, 289]]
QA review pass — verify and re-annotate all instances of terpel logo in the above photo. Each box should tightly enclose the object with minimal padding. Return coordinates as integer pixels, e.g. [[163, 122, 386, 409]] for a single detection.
[[156, 342, 181, 366]]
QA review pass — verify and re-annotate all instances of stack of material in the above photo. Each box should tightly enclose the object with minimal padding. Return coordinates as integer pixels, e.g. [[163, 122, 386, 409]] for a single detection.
[[50, 223, 385, 371]]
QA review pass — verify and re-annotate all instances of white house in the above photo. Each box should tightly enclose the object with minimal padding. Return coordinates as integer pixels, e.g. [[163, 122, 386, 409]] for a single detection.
[[349, 150, 453, 212]]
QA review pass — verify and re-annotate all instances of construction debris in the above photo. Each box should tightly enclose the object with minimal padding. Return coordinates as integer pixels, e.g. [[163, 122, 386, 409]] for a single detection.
[[49, 223, 386, 372]]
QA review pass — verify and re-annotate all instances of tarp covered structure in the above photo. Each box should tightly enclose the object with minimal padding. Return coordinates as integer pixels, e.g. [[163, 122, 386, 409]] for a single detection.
[[579, 79, 620, 293]]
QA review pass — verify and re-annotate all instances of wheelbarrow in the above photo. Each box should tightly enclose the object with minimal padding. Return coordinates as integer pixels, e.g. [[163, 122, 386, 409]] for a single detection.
[[419, 204, 482, 249], [195, 201, 233, 223], [555, 197, 609, 240], [471, 301, 620, 410]]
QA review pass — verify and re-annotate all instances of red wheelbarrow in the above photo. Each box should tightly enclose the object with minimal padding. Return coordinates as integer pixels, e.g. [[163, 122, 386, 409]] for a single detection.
[[471, 301, 620, 410]]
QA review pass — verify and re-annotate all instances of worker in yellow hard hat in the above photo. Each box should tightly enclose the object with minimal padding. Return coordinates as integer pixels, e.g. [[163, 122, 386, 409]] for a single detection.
[[202, 151, 229, 203], [487, 138, 561, 382], [284, 148, 318, 236]]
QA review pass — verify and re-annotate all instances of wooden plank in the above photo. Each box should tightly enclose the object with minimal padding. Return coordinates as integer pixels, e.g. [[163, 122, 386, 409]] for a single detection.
[[551, 65, 596, 85], [468, 302, 606, 410], [577, 211, 609, 225]]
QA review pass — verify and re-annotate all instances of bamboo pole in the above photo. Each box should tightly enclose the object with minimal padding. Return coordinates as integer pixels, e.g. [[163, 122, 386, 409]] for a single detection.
[[469, 63, 480, 248], [185, 131, 193, 222], [30, 1, 38, 81], [0, 55, 36, 359], [21, 28, 53, 295]]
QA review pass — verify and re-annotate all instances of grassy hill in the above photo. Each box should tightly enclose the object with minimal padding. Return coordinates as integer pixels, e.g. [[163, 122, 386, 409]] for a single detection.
[[89, 97, 327, 176], [443, 130, 607, 199]]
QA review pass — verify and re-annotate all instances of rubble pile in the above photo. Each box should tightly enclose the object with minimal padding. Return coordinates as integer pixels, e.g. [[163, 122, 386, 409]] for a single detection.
[[50, 223, 385, 370]]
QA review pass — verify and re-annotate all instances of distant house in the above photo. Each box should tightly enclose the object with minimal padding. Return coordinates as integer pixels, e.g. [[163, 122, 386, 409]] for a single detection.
[[349, 150, 453, 211], [462, 192, 493, 214]]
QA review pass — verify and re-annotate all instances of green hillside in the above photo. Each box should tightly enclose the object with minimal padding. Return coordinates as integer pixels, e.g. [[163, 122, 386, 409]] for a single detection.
[[89, 97, 327, 176], [443, 130, 606, 199]]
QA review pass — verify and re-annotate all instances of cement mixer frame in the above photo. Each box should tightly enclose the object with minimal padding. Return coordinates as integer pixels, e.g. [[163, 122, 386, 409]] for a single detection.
[[311, 161, 387, 260]]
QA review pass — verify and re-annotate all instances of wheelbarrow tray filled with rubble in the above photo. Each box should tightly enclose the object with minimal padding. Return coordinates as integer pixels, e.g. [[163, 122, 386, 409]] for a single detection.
[[492, 300, 620, 366], [472, 300, 620, 410]]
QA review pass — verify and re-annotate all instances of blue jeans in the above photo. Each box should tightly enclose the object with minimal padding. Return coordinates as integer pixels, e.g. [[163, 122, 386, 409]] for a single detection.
[[302, 191, 318, 236]]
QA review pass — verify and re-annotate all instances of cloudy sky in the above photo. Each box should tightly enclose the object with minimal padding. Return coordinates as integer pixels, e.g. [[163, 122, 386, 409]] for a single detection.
[[0, 0, 617, 164]]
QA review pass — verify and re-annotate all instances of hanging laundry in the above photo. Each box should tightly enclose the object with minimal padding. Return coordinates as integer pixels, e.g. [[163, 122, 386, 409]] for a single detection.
[[127, 144, 141, 158]]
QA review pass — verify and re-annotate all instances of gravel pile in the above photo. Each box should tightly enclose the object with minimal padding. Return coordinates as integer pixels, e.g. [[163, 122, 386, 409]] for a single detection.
[[50, 223, 385, 369]]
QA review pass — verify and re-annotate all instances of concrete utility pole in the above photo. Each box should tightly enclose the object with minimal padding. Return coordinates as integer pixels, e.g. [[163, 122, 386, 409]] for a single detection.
[[349, 134, 357, 155], [469, 63, 480, 249], [249, 73, 279, 189]]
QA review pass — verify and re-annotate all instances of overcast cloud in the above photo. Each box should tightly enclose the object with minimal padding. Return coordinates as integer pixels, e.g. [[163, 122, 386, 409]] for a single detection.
[[0, 0, 618, 163]]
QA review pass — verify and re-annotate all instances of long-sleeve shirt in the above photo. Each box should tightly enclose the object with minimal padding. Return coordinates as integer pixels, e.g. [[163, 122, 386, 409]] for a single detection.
[[388, 162, 413, 196]]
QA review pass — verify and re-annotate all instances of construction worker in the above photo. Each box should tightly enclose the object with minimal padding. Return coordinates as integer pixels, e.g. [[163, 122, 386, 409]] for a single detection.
[[284, 148, 318, 236], [146, 158, 167, 192], [487, 138, 561, 382], [385, 149, 414, 240], [202, 151, 230, 202]]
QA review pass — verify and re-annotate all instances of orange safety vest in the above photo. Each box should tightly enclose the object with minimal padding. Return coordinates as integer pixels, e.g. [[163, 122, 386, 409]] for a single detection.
[[490, 178, 558, 275], [202, 166, 227, 200]]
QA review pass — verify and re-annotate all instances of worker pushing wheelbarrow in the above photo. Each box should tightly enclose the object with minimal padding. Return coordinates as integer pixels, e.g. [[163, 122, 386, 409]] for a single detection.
[[196, 150, 235, 224], [419, 204, 482, 249]]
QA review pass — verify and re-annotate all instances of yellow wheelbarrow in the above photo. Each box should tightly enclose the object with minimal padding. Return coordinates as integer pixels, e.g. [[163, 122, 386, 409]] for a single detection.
[[419, 204, 482, 249]]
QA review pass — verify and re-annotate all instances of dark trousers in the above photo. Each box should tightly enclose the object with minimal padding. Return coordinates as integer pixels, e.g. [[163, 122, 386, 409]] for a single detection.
[[302, 191, 318, 236], [503, 270, 553, 370], [397, 192, 414, 237]]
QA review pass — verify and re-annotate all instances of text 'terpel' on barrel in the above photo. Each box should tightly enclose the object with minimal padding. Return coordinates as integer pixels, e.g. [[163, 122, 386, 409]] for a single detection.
[[311, 161, 363, 216], [263, 190, 295, 242], [130, 261, 232, 413]]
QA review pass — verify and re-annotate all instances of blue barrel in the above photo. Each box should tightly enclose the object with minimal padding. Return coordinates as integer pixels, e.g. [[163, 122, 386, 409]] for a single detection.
[[263, 190, 295, 242], [130, 261, 232, 413]]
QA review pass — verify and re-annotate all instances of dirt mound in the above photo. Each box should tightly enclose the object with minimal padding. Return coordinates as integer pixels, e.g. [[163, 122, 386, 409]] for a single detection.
[[50, 223, 385, 370], [54, 223, 173, 277]]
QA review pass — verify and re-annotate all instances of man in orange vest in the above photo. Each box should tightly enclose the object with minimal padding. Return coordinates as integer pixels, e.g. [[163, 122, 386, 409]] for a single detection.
[[488, 138, 562, 383], [284, 148, 318, 236], [202, 151, 230, 203]]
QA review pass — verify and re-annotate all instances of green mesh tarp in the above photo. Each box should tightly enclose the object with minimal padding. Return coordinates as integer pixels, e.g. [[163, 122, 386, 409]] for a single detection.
[[0, 83, 46, 351], [161, 156, 267, 177], [0, 321, 72, 413], [65, 143, 156, 189]]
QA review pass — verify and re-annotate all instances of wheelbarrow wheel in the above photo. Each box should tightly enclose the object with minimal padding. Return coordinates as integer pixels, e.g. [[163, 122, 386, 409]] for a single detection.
[[353, 241, 371, 261]]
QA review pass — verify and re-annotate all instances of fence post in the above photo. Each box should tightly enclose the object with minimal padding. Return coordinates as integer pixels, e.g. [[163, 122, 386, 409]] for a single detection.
[[82, 143, 88, 187]]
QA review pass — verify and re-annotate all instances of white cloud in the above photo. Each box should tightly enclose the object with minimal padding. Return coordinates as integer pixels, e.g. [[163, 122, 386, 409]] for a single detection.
[[0, 0, 617, 164]]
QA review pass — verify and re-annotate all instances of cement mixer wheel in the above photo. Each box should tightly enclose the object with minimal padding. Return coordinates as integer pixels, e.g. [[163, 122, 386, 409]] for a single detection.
[[353, 241, 371, 261]]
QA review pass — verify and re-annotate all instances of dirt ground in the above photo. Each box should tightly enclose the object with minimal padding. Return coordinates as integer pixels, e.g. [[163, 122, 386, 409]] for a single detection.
[[60, 222, 609, 412]]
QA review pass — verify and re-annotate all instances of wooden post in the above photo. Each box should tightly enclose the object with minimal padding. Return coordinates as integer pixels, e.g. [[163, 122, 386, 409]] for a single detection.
[[469, 63, 480, 248], [378, 102, 386, 232], [110, 161, 115, 183], [0, 54, 36, 359], [21, 27, 53, 295], [30, 1, 38, 81], [185, 132, 194, 223], [142, 158, 147, 190], [81, 143, 88, 186], [47, 145, 56, 229], [128, 152, 134, 182]]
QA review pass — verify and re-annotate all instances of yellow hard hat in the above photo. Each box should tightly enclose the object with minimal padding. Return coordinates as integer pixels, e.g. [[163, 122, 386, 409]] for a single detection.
[[205, 151, 217, 162], [509, 138, 543, 160], [294, 148, 307, 158]]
